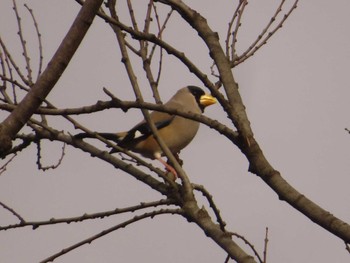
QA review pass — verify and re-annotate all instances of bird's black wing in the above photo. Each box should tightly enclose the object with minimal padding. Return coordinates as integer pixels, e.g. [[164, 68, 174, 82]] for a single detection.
[[119, 116, 175, 146]]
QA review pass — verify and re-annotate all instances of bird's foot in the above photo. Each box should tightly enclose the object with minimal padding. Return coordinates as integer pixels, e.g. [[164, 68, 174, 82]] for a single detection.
[[156, 156, 178, 180]]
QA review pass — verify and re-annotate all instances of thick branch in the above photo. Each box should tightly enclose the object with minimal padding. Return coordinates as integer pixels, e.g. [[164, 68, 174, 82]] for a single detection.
[[27, 127, 171, 196], [0, 0, 104, 155], [157, 0, 350, 246]]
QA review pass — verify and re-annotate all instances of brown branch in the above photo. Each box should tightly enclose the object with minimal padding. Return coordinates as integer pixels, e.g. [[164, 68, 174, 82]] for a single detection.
[[75, 2, 229, 111], [156, 0, 250, 138], [234, 0, 299, 66], [40, 208, 183, 263], [230, 232, 263, 263], [226, 0, 248, 61], [193, 183, 227, 231], [25, 125, 172, 196], [0, 153, 17, 175], [263, 227, 268, 263], [0, 199, 175, 231], [27, 115, 177, 186], [0, 37, 28, 88], [12, 0, 33, 85], [36, 140, 66, 171], [0, 99, 238, 144], [107, 0, 193, 193], [24, 3, 44, 80], [0, 0, 105, 155], [0, 201, 25, 223], [139, 0, 162, 103], [156, 0, 350, 250], [147, 3, 174, 94], [0, 46, 14, 103], [182, 201, 256, 263]]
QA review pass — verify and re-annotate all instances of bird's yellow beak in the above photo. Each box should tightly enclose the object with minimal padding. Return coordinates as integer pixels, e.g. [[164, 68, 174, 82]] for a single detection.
[[200, 94, 217, 107]]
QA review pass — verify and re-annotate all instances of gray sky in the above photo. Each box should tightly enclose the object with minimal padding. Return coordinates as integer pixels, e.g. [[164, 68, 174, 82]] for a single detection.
[[1, 0, 350, 262]]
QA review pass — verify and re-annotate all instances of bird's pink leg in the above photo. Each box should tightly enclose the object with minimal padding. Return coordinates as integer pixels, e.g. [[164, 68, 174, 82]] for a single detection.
[[155, 156, 177, 179]]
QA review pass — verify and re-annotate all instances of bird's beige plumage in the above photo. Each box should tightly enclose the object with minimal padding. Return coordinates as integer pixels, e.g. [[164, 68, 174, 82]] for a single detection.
[[75, 86, 216, 178]]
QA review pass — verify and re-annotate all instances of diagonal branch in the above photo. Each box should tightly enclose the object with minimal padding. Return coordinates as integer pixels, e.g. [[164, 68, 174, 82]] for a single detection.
[[0, 201, 25, 223], [0, 199, 175, 231], [234, 0, 299, 67], [158, 0, 350, 246], [40, 208, 183, 263], [28, 125, 171, 196], [106, 0, 193, 195], [0, 0, 104, 155]]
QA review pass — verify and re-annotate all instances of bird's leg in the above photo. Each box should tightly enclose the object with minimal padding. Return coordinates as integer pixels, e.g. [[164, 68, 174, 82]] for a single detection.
[[156, 156, 177, 179]]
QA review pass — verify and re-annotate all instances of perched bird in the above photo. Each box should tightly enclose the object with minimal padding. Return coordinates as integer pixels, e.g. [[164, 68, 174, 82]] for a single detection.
[[74, 86, 216, 178]]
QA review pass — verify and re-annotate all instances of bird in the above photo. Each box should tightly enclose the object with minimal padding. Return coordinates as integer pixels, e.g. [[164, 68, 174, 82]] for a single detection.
[[74, 86, 217, 178]]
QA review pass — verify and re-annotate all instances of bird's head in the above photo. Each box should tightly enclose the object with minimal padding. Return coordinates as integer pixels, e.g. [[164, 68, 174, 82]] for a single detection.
[[187, 86, 217, 112]]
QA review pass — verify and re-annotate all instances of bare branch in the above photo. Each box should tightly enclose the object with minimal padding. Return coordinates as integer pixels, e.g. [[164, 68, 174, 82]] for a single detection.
[[234, 0, 299, 66], [157, 0, 350, 246], [230, 232, 263, 263], [0, 201, 25, 223], [263, 227, 269, 263], [193, 183, 227, 231], [36, 140, 66, 171], [40, 208, 183, 263], [0, 199, 176, 231], [226, 0, 248, 61], [26, 124, 172, 196], [0, 154, 17, 175], [12, 0, 33, 85], [0, 98, 238, 144], [0, 36, 28, 87], [107, 0, 193, 191], [24, 3, 44, 80], [0, 0, 105, 155]]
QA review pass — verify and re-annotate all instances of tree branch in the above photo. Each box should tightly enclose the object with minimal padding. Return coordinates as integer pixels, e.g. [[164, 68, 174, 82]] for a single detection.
[[0, 0, 104, 155], [40, 208, 183, 263], [156, 0, 350, 246], [0, 199, 175, 231]]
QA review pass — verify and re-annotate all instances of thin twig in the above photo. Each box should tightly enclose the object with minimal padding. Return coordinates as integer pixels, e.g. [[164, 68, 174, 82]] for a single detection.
[[107, 0, 192, 190], [139, 0, 162, 103], [234, 0, 299, 66], [228, 0, 248, 62], [0, 48, 13, 103], [24, 3, 44, 80], [36, 140, 66, 171], [0, 199, 175, 231], [0, 201, 25, 223], [193, 184, 226, 231], [12, 0, 33, 85], [0, 154, 17, 175], [230, 232, 263, 263], [263, 227, 269, 263], [40, 208, 183, 263], [28, 116, 176, 186], [0, 97, 238, 143], [0, 37, 28, 89]]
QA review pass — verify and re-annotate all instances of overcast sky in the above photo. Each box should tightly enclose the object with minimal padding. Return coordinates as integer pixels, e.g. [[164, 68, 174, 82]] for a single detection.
[[1, 1, 350, 262]]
